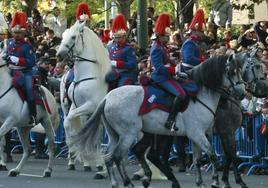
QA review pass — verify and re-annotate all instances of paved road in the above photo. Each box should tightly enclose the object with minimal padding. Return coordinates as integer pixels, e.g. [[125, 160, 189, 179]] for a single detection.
[[0, 156, 268, 188]]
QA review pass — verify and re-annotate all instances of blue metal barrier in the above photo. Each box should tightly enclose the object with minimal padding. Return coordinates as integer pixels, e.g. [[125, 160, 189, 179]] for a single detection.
[[55, 108, 68, 158]]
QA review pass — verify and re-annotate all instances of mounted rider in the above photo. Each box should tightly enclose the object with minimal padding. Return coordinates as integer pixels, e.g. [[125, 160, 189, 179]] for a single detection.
[[106, 14, 138, 89], [7, 11, 36, 125], [181, 9, 206, 71], [150, 13, 198, 131]]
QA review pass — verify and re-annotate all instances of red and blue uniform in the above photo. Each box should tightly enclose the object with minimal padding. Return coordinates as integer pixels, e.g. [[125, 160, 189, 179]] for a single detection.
[[7, 38, 36, 102], [107, 42, 138, 87], [150, 40, 198, 98], [181, 38, 203, 71]]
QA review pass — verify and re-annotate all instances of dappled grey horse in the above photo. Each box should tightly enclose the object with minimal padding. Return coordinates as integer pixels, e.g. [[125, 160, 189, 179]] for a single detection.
[[71, 55, 246, 188], [131, 51, 268, 188]]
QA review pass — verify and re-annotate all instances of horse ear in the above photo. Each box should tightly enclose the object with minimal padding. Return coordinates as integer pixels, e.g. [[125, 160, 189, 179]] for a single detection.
[[79, 21, 86, 32], [226, 53, 236, 73]]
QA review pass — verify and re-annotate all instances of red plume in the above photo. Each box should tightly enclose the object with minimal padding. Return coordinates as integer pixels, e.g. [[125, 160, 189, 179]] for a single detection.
[[111, 14, 128, 33], [154, 13, 171, 35], [76, 2, 91, 20], [189, 9, 205, 31], [11, 12, 27, 29], [102, 29, 111, 44]]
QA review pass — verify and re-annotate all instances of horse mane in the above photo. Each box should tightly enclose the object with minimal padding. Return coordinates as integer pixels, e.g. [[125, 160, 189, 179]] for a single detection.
[[188, 55, 229, 90], [83, 27, 111, 81]]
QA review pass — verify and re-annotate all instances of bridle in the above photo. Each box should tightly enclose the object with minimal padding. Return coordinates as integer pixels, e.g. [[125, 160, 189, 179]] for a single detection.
[[241, 57, 266, 93], [62, 29, 98, 108], [219, 56, 246, 99], [64, 30, 98, 64], [0, 63, 13, 99]]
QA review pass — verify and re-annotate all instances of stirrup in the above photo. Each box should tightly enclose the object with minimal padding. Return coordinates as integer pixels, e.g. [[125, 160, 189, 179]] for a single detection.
[[171, 122, 178, 132], [165, 120, 178, 132], [29, 116, 36, 126]]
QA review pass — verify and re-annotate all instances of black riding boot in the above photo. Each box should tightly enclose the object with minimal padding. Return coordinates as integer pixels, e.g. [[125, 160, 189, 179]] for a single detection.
[[28, 101, 37, 125], [164, 97, 183, 131]]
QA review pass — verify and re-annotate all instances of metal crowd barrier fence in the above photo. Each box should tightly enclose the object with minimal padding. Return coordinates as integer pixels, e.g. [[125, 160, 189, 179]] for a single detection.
[[176, 115, 268, 175]]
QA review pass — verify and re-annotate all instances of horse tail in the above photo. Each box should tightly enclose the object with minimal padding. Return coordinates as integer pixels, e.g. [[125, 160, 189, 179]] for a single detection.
[[71, 98, 106, 162]]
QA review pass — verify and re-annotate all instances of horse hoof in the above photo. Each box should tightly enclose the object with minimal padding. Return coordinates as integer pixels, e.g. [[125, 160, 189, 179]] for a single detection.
[[0, 165, 7, 171], [240, 184, 249, 188], [132, 174, 142, 180], [142, 179, 150, 188], [93, 173, 106, 179], [172, 182, 181, 188], [84, 166, 92, 172], [211, 184, 220, 188], [68, 164, 75, 170], [96, 165, 103, 172], [43, 171, 51, 177], [8, 170, 19, 177]]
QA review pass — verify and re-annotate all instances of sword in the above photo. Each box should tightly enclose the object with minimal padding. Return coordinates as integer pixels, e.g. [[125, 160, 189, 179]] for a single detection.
[[36, 85, 56, 137]]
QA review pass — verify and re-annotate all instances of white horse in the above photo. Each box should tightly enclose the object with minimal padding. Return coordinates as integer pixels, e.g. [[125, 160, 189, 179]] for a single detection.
[[57, 21, 110, 170], [0, 58, 59, 177], [72, 56, 247, 188]]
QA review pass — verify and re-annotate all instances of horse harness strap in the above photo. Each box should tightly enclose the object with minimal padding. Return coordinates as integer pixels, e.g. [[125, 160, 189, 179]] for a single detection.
[[0, 85, 13, 99], [72, 77, 96, 108], [0, 63, 8, 69], [195, 97, 216, 118], [73, 56, 97, 64]]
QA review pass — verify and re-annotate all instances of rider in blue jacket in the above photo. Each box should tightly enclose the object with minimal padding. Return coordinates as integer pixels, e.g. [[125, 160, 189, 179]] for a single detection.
[[150, 13, 198, 131], [107, 14, 138, 88], [7, 12, 36, 124]]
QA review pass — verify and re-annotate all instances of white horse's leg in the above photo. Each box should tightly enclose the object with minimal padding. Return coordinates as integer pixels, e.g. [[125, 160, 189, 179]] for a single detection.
[[113, 135, 138, 187], [8, 126, 32, 177], [64, 102, 95, 170], [0, 118, 18, 171], [80, 115, 92, 171], [190, 133, 220, 188], [0, 136, 7, 171], [192, 143, 205, 187], [41, 117, 56, 177]]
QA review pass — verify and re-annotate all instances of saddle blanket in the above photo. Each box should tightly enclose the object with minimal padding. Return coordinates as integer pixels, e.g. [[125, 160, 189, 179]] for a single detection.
[[15, 86, 51, 114], [139, 85, 174, 115]]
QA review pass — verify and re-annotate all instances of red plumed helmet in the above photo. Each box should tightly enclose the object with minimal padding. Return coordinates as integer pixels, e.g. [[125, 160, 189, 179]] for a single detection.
[[189, 9, 205, 31], [76, 2, 91, 21], [154, 13, 171, 36], [111, 14, 128, 36], [11, 11, 27, 32]]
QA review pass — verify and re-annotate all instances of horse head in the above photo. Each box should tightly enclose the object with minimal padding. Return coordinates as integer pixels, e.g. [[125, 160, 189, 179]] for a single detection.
[[189, 55, 246, 100], [236, 50, 268, 98], [57, 20, 111, 81], [223, 54, 246, 100], [57, 20, 87, 59]]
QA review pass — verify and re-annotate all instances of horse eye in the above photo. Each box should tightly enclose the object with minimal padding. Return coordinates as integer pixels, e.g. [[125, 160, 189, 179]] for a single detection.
[[72, 36, 76, 40]]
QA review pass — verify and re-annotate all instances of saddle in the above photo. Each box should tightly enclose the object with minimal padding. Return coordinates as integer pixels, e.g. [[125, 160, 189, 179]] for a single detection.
[[12, 74, 51, 114], [138, 75, 192, 115]]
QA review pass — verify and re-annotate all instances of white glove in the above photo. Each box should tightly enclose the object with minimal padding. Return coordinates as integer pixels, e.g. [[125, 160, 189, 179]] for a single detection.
[[9, 56, 19, 65], [175, 64, 188, 79], [111, 60, 117, 67]]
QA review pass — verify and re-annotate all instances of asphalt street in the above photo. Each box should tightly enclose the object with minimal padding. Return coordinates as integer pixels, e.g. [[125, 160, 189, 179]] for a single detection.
[[0, 155, 268, 188]]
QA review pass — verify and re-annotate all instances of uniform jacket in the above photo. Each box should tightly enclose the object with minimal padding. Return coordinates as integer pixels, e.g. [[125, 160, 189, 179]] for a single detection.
[[7, 38, 36, 70], [181, 39, 201, 70], [150, 40, 176, 83], [107, 42, 137, 78]]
